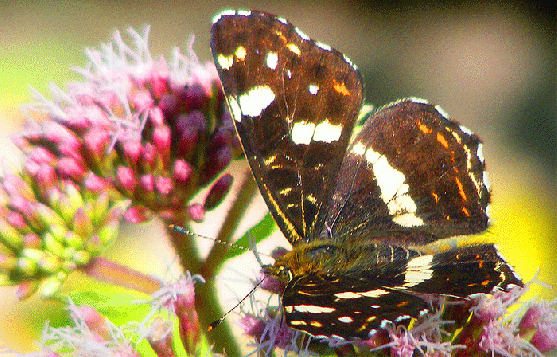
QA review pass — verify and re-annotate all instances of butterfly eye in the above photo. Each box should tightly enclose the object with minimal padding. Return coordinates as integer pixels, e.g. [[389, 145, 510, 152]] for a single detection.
[[276, 265, 292, 281]]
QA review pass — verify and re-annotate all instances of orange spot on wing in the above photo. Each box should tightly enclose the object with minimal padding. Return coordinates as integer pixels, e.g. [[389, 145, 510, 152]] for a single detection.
[[275, 30, 287, 43], [461, 206, 470, 216], [397, 301, 409, 308], [454, 177, 468, 201], [436, 132, 449, 149], [333, 80, 350, 96], [418, 122, 432, 134]]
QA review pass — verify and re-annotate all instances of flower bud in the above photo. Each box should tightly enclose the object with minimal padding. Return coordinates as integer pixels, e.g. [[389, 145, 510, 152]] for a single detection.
[[204, 174, 233, 210], [188, 203, 204, 222]]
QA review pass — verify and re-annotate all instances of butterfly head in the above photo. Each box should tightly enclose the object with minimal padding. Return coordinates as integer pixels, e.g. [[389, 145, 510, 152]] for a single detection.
[[262, 263, 292, 286], [263, 243, 339, 286], [265, 241, 372, 282]]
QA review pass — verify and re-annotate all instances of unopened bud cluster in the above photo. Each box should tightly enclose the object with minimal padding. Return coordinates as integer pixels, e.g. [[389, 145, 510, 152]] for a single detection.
[[1, 28, 240, 297], [0, 173, 127, 298]]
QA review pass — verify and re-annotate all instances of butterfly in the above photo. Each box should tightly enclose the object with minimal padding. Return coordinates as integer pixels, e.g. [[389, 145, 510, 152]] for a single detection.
[[210, 10, 522, 340]]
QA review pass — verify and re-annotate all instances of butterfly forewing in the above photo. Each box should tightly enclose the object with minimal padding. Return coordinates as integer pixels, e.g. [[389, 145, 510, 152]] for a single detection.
[[323, 100, 490, 245], [211, 11, 364, 244]]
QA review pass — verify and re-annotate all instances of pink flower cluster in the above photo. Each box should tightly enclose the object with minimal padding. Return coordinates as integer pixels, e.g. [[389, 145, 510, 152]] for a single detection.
[[1, 27, 240, 298]]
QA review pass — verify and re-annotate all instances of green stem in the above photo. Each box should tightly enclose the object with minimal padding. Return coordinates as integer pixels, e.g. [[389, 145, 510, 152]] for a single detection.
[[168, 169, 257, 356], [167, 212, 202, 275], [202, 170, 258, 280], [195, 170, 257, 356], [195, 277, 241, 356]]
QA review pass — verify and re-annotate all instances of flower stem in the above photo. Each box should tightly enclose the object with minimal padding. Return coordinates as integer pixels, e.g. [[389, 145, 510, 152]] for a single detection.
[[195, 277, 242, 356], [201, 169, 258, 280], [81, 256, 162, 294], [168, 212, 203, 274], [195, 170, 257, 356], [166, 169, 257, 356]]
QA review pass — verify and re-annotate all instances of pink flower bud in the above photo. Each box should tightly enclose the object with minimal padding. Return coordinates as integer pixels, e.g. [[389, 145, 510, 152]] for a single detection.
[[180, 83, 208, 111], [116, 166, 138, 193], [158, 93, 179, 119], [139, 174, 155, 192], [84, 174, 110, 192], [122, 139, 142, 169], [123, 206, 151, 223], [83, 129, 111, 159], [152, 126, 171, 162], [173, 160, 192, 185], [201, 146, 231, 184], [531, 324, 557, 352], [28, 147, 57, 164], [58, 157, 87, 181], [155, 176, 173, 196], [188, 203, 204, 222], [149, 106, 165, 126]]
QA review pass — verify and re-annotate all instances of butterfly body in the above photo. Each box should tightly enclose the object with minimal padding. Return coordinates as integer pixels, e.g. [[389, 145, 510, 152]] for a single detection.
[[210, 10, 522, 341]]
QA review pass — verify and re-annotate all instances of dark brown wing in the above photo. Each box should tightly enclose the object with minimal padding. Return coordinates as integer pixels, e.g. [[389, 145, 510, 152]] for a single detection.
[[211, 10, 363, 244], [281, 243, 521, 340], [323, 99, 490, 245], [282, 273, 429, 340]]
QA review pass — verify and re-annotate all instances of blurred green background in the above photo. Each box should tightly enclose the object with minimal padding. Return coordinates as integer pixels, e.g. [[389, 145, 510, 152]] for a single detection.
[[0, 0, 554, 353]]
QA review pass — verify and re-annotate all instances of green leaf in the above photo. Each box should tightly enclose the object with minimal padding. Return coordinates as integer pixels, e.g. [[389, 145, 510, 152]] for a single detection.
[[56, 285, 162, 356], [225, 213, 277, 260], [66, 283, 152, 326], [134, 337, 159, 357]]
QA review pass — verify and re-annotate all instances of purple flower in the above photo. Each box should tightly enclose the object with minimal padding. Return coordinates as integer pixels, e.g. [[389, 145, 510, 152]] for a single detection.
[[144, 272, 204, 354], [519, 300, 557, 352], [16, 27, 239, 225], [238, 296, 306, 355]]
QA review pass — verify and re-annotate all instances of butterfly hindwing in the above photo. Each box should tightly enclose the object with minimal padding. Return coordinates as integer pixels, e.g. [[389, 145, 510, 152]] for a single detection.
[[282, 273, 429, 340], [211, 11, 364, 244], [323, 99, 490, 245], [399, 244, 522, 296], [280, 243, 521, 339]]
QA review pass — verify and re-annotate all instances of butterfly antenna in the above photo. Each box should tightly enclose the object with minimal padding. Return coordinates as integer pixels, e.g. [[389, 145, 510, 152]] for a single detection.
[[208, 275, 267, 331], [168, 224, 271, 258], [169, 224, 242, 249]]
